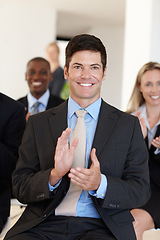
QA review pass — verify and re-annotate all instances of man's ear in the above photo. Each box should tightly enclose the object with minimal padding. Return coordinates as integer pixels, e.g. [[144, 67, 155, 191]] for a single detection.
[[49, 73, 52, 82], [64, 66, 69, 80], [102, 66, 107, 81], [25, 72, 27, 81]]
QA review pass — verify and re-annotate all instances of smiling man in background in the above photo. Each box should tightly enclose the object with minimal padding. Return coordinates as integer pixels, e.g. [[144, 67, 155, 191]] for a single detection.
[[18, 57, 64, 121]]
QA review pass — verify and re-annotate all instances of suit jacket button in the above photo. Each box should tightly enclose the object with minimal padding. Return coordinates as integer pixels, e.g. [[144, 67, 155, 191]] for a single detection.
[[43, 214, 47, 219], [109, 203, 116, 208]]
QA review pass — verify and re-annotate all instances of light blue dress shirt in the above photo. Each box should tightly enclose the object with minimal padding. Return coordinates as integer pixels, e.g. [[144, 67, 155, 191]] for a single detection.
[[27, 89, 50, 113], [49, 96, 107, 218]]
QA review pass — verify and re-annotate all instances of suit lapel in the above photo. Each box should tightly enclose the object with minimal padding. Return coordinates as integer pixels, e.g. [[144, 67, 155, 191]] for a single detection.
[[150, 124, 160, 152], [89, 101, 118, 166], [48, 100, 119, 168], [46, 95, 52, 110], [155, 124, 160, 137], [23, 96, 28, 112], [48, 101, 68, 142]]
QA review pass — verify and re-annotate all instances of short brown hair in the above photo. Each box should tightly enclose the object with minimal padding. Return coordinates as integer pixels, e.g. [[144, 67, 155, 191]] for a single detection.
[[27, 57, 51, 71], [65, 34, 107, 72]]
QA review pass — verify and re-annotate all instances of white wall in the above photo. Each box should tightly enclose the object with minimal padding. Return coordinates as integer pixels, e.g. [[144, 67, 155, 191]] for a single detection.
[[0, 0, 57, 100], [150, 0, 160, 61], [89, 27, 124, 109], [57, 40, 68, 68], [121, 0, 160, 111]]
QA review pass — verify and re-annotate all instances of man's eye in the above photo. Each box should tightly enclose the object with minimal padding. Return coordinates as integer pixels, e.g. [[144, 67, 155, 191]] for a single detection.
[[40, 70, 47, 75], [29, 71, 35, 75], [91, 66, 100, 70], [75, 66, 81, 69]]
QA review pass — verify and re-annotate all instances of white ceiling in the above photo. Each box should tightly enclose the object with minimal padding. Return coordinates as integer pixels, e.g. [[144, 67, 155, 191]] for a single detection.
[[0, 0, 126, 39], [54, 0, 126, 38]]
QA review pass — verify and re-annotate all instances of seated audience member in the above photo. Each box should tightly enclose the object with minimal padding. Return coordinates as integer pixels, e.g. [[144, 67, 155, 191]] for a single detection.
[[46, 42, 69, 99], [0, 92, 26, 234], [5, 34, 150, 240], [126, 62, 160, 240], [18, 57, 64, 121]]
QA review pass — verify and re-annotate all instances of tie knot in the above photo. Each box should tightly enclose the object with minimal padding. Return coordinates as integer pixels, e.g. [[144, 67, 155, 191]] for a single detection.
[[31, 102, 40, 115], [76, 109, 87, 118], [34, 102, 40, 108]]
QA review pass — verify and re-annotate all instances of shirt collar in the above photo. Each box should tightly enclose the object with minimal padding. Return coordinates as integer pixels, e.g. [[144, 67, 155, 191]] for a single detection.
[[139, 104, 160, 128], [68, 96, 101, 121], [27, 89, 50, 109]]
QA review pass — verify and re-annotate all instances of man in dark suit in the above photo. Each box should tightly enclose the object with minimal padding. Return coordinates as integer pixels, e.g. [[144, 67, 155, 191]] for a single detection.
[[5, 34, 150, 240], [0, 93, 26, 234], [18, 57, 64, 121]]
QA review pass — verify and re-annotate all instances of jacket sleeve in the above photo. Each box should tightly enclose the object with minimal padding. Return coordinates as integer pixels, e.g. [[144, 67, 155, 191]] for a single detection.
[[12, 115, 57, 204], [94, 117, 150, 210], [0, 103, 26, 179]]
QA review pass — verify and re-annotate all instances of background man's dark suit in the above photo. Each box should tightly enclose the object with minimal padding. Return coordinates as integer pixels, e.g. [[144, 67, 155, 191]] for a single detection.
[[17, 94, 64, 114], [0, 93, 26, 233], [5, 100, 150, 240]]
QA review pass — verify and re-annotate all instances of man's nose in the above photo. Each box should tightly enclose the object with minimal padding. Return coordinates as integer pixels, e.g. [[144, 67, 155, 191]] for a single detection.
[[33, 72, 40, 79], [81, 68, 91, 79]]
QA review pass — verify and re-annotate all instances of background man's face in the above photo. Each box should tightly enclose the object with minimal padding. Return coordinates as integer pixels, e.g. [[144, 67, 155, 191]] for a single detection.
[[25, 61, 52, 99]]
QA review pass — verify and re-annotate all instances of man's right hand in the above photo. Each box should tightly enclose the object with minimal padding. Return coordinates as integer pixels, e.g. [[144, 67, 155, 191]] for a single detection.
[[49, 128, 78, 186]]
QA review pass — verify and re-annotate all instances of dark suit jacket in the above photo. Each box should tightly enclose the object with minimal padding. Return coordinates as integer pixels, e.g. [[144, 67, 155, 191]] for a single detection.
[[5, 100, 150, 240], [48, 66, 65, 98], [0, 93, 26, 233], [17, 93, 64, 114]]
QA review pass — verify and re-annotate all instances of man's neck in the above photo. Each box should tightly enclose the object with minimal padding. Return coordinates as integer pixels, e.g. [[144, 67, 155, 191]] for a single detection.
[[30, 91, 47, 100], [70, 96, 100, 109]]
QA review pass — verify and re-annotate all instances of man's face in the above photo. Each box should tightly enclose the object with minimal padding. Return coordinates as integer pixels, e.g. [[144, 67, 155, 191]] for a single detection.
[[25, 61, 52, 99], [64, 50, 106, 108]]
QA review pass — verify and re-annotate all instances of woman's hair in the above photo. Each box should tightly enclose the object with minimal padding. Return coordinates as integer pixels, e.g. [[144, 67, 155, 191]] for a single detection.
[[126, 61, 160, 113]]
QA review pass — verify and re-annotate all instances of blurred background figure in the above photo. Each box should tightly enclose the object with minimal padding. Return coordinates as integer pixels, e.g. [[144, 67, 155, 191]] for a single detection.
[[127, 62, 160, 240], [0, 92, 26, 234], [18, 57, 64, 122], [46, 42, 69, 100]]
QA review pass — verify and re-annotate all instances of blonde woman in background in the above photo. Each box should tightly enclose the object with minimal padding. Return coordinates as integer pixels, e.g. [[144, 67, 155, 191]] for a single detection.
[[127, 62, 160, 240]]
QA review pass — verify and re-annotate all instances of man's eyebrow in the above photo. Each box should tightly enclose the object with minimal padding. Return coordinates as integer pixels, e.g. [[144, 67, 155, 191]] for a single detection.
[[90, 63, 101, 67], [72, 63, 83, 66], [72, 63, 101, 67]]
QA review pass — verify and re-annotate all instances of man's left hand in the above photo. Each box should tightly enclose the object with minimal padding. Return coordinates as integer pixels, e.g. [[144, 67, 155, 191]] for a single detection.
[[68, 148, 101, 191]]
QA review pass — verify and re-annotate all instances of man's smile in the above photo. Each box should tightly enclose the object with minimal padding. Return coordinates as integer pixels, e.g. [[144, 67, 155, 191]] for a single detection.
[[78, 83, 94, 87], [32, 81, 42, 86]]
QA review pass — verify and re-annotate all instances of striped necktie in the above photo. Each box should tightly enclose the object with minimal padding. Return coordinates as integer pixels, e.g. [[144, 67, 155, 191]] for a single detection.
[[31, 102, 40, 115]]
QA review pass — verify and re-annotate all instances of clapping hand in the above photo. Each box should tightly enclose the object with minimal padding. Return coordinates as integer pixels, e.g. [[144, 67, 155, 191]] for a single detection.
[[134, 111, 147, 138]]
